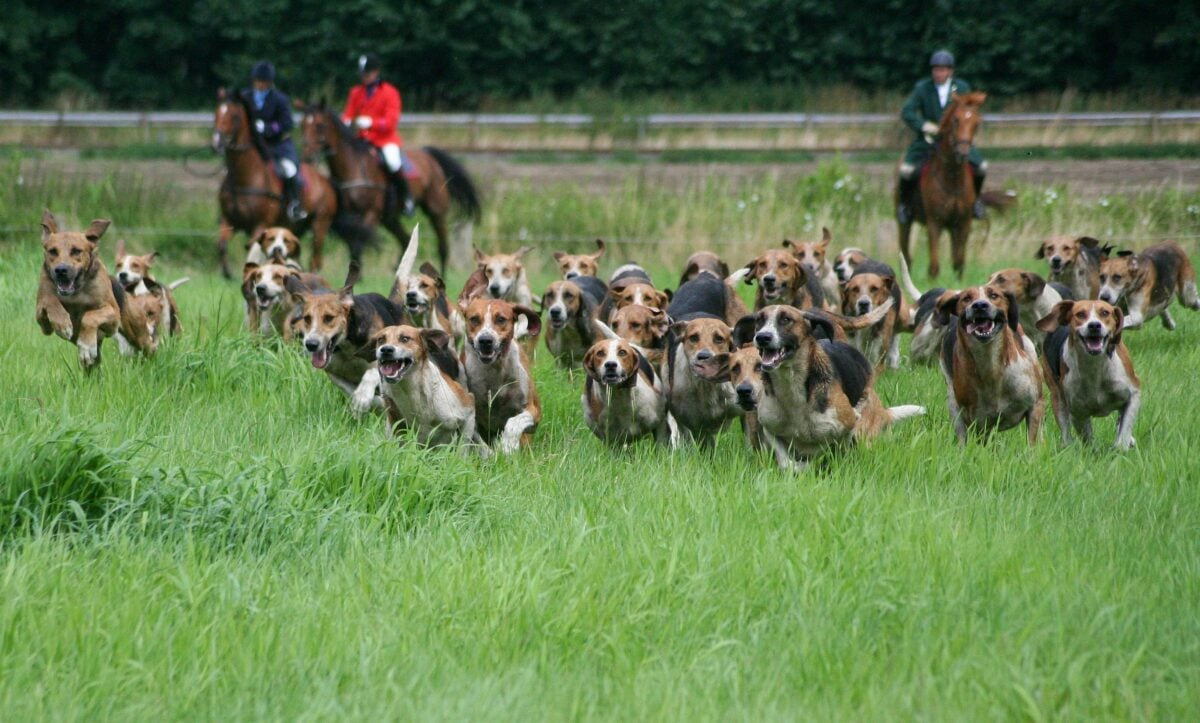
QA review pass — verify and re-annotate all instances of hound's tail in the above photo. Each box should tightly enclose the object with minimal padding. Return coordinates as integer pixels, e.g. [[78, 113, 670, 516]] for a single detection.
[[981, 189, 1018, 214], [887, 405, 926, 422]]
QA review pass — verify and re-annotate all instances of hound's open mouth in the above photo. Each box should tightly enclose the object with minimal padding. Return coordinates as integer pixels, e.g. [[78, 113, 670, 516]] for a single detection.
[[965, 318, 1000, 341], [257, 297, 276, 310], [1080, 333, 1107, 355], [601, 371, 626, 385], [736, 396, 757, 411], [473, 345, 500, 364], [311, 348, 331, 369], [380, 358, 414, 381], [406, 301, 428, 315], [758, 345, 793, 370], [691, 356, 721, 378], [54, 278, 77, 296], [762, 287, 782, 301], [549, 316, 567, 330]]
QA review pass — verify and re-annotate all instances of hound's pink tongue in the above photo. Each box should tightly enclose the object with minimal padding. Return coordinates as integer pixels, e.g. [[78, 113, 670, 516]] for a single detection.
[[761, 349, 784, 367], [967, 320, 996, 336], [381, 360, 405, 377], [1084, 336, 1106, 354], [312, 349, 330, 369]]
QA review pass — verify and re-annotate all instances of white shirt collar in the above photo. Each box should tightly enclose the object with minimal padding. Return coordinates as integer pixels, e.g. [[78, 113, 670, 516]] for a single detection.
[[936, 79, 952, 107]]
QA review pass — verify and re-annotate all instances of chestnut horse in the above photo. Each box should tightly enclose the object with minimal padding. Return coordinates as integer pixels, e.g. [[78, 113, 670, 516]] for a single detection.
[[895, 91, 1013, 280], [211, 88, 338, 278], [300, 102, 481, 274]]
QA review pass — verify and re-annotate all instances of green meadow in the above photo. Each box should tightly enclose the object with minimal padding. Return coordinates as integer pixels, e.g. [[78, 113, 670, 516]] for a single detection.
[[1, 157, 1199, 719]]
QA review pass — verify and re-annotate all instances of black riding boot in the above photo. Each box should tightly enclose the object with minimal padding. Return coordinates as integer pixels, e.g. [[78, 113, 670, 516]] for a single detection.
[[972, 170, 987, 219], [896, 175, 919, 224], [392, 171, 416, 217], [283, 175, 307, 222]]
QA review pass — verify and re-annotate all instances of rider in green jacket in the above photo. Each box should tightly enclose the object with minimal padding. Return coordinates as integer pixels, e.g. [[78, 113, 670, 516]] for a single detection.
[[897, 50, 988, 223]]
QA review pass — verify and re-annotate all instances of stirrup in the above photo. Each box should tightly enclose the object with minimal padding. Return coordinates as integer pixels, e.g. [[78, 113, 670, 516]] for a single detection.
[[287, 199, 308, 222], [896, 203, 912, 225], [401, 197, 416, 217]]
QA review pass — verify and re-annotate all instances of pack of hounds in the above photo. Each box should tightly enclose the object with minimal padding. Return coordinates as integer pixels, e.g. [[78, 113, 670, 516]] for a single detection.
[[37, 209, 1200, 468]]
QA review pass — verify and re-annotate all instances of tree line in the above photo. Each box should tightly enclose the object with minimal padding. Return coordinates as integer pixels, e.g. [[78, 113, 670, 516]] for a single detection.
[[2, 0, 1196, 110]]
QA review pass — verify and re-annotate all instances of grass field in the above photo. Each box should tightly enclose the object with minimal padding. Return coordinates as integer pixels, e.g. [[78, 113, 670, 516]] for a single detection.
[[2, 159, 1200, 719]]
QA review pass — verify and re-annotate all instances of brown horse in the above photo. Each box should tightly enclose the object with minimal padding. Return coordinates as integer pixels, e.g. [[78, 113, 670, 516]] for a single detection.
[[300, 102, 481, 274], [896, 91, 1013, 280], [211, 88, 338, 278]]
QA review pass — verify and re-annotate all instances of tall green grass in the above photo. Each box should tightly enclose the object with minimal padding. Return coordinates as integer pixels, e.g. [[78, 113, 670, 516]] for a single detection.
[[0, 161, 1198, 719]]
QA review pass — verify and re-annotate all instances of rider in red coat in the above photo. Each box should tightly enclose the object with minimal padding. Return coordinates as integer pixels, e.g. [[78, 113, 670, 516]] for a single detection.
[[342, 54, 414, 216]]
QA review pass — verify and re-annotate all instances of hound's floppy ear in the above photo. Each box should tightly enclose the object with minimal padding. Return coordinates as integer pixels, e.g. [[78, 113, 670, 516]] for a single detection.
[[1078, 236, 1101, 250], [419, 262, 446, 291], [1022, 271, 1046, 300], [583, 344, 602, 381], [880, 276, 895, 292], [338, 285, 355, 309], [553, 251, 566, 262], [820, 227, 832, 246], [40, 209, 59, 240], [590, 239, 605, 259], [514, 305, 541, 338], [670, 320, 689, 340], [935, 291, 961, 327], [251, 228, 269, 245], [742, 259, 758, 284], [802, 311, 838, 341], [420, 328, 451, 351], [243, 262, 260, 278], [732, 314, 757, 348], [85, 219, 111, 243], [1110, 307, 1124, 349], [1034, 243, 1046, 260], [647, 308, 670, 341], [1036, 300, 1073, 334], [1004, 292, 1020, 334], [679, 262, 699, 286]]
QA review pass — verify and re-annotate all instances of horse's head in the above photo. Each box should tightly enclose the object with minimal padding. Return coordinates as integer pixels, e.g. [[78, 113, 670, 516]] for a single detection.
[[212, 87, 249, 153], [300, 101, 335, 163], [941, 91, 987, 164]]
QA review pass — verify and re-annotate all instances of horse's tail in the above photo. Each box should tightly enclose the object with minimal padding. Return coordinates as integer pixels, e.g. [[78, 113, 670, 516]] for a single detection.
[[424, 146, 482, 221], [981, 189, 1018, 214]]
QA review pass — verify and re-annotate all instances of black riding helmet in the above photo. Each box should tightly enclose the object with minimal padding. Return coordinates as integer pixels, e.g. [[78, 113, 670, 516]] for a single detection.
[[929, 50, 955, 68], [251, 60, 276, 83], [357, 54, 381, 75]]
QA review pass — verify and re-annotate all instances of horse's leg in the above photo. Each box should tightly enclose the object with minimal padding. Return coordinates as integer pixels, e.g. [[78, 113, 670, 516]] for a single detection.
[[218, 219, 235, 279], [951, 219, 971, 280], [925, 218, 942, 280]]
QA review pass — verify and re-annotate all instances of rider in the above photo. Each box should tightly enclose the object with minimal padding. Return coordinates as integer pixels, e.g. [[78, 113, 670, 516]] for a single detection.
[[897, 49, 988, 223], [241, 60, 306, 222], [342, 53, 415, 216]]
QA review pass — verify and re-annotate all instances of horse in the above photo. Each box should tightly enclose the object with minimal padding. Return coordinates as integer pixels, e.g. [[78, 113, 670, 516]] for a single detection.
[[895, 91, 1014, 280], [299, 102, 482, 274], [211, 88, 339, 279]]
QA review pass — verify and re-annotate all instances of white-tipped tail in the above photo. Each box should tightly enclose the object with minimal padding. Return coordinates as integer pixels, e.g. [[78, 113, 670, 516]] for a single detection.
[[168, 277, 191, 290], [726, 267, 751, 285], [897, 253, 922, 302], [395, 224, 421, 282], [888, 404, 926, 422], [592, 319, 619, 340]]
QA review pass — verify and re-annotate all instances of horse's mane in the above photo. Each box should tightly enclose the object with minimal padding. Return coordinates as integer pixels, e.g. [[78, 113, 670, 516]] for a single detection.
[[230, 91, 271, 162], [313, 104, 375, 156], [938, 91, 987, 133]]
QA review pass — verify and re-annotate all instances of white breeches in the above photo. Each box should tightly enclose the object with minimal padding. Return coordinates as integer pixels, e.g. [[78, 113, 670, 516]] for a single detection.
[[382, 144, 402, 173]]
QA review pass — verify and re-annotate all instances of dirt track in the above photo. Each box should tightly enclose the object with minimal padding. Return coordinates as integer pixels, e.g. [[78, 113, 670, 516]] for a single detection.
[[20, 152, 1200, 198]]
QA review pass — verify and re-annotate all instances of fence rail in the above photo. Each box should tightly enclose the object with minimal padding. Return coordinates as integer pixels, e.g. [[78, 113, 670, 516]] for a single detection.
[[2, 110, 1199, 129]]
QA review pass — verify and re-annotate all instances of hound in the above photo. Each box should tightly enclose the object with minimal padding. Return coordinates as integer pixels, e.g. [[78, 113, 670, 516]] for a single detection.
[[289, 285, 406, 417], [473, 245, 535, 307], [390, 226, 465, 345], [36, 209, 149, 370], [784, 227, 840, 309], [246, 227, 303, 269], [243, 262, 328, 337], [1035, 235, 1112, 300], [554, 238, 606, 279], [366, 325, 483, 449], [1097, 241, 1200, 330], [542, 275, 608, 367], [742, 246, 826, 311], [461, 298, 543, 454], [742, 305, 925, 470], [582, 336, 677, 447], [897, 252, 952, 365], [1037, 300, 1141, 451], [936, 285, 1044, 446], [113, 238, 187, 337]]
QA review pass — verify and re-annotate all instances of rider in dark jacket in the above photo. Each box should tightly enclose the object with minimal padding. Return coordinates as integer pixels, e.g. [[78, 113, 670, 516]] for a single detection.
[[241, 60, 306, 222], [897, 50, 988, 223]]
